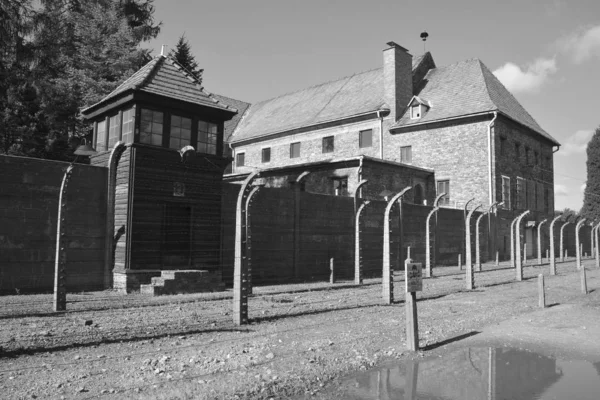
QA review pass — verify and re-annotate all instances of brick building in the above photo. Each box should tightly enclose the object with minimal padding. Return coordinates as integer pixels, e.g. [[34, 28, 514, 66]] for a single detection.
[[219, 41, 560, 258]]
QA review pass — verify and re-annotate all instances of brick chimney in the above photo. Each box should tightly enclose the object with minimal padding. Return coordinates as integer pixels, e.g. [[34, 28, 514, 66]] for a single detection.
[[383, 42, 413, 122]]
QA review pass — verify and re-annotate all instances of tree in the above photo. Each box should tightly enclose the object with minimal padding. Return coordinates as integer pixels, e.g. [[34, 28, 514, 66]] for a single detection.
[[580, 126, 600, 222], [168, 33, 203, 84]]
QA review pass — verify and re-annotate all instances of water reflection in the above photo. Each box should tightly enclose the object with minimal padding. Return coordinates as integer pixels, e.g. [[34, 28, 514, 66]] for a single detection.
[[330, 347, 600, 400]]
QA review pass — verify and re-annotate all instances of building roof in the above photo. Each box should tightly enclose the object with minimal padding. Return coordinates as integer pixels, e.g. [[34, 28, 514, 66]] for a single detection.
[[82, 56, 236, 115], [211, 94, 251, 142], [393, 59, 560, 145]]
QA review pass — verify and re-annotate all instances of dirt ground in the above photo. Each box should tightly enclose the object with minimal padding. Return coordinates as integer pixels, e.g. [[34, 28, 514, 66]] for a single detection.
[[1, 259, 599, 400]]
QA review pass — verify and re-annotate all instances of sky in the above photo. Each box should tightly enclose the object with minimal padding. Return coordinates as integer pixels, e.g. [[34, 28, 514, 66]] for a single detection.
[[147, 0, 600, 211]]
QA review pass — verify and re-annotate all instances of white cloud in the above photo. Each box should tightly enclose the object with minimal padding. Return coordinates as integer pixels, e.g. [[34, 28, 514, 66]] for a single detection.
[[556, 129, 594, 156], [493, 58, 557, 93], [558, 24, 600, 64], [555, 184, 569, 196], [581, 183, 587, 193]]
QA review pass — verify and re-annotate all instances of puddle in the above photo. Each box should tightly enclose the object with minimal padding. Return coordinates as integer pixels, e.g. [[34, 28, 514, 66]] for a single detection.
[[319, 347, 600, 399]]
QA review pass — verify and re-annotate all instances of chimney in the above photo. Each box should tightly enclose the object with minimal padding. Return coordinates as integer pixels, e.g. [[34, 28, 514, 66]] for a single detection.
[[383, 42, 413, 122]]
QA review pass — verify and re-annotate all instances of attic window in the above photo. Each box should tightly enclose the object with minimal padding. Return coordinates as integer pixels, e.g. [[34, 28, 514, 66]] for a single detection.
[[410, 104, 421, 119]]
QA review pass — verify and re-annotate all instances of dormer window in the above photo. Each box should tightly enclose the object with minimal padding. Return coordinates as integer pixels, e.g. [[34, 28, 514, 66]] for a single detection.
[[410, 104, 421, 119]]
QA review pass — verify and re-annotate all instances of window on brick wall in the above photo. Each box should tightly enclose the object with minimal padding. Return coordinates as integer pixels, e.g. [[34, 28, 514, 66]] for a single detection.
[[544, 186, 550, 214], [359, 129, 372, 148], [537, 181, 544, 211], [436, 180, 450, 206], [500, 137, 507, 155], [516, 177, 525, 209], [515, 143, 521, 162], [525, 147, 530, 165], [96, 120, 107, 152], [236, 152, 245, 167], [534, 151, 539, 166], [332, 177, 348, 196], [400, 146, 412, 163], [290, 142, 301, 158], [322, 136, 334, 153], [261, 147, 271, 163], [502, 176, 511, 209], [527, 179, 535, 210]]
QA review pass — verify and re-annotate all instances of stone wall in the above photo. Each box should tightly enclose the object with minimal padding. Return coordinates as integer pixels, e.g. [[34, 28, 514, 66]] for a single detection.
[[0, 155, 107, 293]]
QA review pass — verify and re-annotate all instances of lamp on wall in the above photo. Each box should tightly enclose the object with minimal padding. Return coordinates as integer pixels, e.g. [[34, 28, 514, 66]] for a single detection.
[[74, 139, 97, 156]]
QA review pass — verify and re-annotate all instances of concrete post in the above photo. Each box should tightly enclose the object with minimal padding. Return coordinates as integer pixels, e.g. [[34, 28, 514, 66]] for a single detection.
[[549, 215, 561, 275], [510, 215, 519, 269], [330, 258, 335, 284], [54, 165, 74, 312], [581, 267, 588, 294], [353, 179, 369, 216], [383, 187, 411, 304], [523, 243, 527, 265], [463, 198, 475, 270], [496, 251, 499, 267], [590, 223, 595, 259], [425, 206, 440, 278], [407, 246, 411, 262], [538, 274, 545, 308], [233, 171, 259, 326], [104, 142, 126, 289], [465, 205, 482, 290], [245, 186, 262, 295], [293, 171, 311, 280], [475, 211, 488, 272], [595, 223, 600, 269], [537, 219, 547, 266], [355, 201, 369, 285], [576, 218, 586, 269], [458, 254, 462, 270], [487, 201, 503, 265], [515, 210, 530, 282], [559, 221, 570, 263]]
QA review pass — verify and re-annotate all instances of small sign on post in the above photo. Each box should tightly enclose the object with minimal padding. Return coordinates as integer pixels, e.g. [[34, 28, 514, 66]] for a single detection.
[[405, 261, 422, 352]]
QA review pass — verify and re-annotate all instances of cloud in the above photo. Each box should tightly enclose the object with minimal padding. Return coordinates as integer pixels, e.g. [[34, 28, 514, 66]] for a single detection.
[[557, 24, 600, 64], [493, 58, 557, 93], [556, 129, 594, 156], [581, 183, 587, 193], [555, 184, 569, 196]]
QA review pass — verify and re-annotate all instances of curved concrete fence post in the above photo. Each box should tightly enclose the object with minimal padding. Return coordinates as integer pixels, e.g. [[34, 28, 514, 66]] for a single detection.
[[425, 206, 440, 278], [465, 204, 482, 290], [549, 215, 562, 275], [233, 171, 259, 326], [515, 210, 530, 281], [245, 186, 262, 295], [510, 215, 520, 269], [382, 187, 411, 304], [54, 165, 74, 312], [104, 141, 127, 289], [559, 222, 571, 262], [353, 179, 369, 215], [463, 198, 475, 261], [537, 219, 547, 265], [595, 223, 600, 269], [293, 171, 311, 280], [475, 211, 488, 272], [576, 218, 587, 269], [590, 222, 596, 259], [487, 201, 503, 266], [355, 200, 370, 285]]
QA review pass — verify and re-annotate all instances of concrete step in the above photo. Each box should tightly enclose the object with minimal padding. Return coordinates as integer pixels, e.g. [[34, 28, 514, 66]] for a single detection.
[[142, 269, 224, 296]]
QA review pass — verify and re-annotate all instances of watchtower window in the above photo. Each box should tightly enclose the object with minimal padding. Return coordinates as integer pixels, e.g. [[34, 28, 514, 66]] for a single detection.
[[140, 108, 164, 146]]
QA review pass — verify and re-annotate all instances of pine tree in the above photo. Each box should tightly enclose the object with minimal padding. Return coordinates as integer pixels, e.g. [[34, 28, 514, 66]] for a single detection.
[[168, 34, 203, 85], [581, 126, 600, 221]]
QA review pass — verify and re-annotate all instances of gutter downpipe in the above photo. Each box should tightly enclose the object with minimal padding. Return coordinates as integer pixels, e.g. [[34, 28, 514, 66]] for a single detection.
[[487, 112, 498, 206], [229, 142, 235, 174], [377, 110, 385, 159]]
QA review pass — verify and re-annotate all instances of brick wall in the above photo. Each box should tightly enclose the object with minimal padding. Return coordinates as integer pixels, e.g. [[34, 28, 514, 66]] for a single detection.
[[0, 155, 107, 293]]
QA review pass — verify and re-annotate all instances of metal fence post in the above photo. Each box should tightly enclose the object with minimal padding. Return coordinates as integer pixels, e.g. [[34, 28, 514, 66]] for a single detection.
[[382, 187, 411, 304]]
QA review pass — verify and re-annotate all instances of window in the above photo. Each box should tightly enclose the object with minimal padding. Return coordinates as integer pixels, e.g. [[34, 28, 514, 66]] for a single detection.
[[537, 182, 544, 211], [169, 114, 192, 150], [500, 137, 507, 155], [261, 147, 271, 163], [534, 151, 539, 166], [197, 120, 218, 154], [108, 114, 120, 148], [236, 152, 245, 167], [525, 147, 530, 165], [96, 120, 107, 152], [413, 184, 423, 204], [436, 180, 450, 206], [359, 129, 372, 148], [322, 136, 334, 153], [502, 176, 511, 209], [545, 156, 551, 169], [527, 179, 535, 210], [514, 143, 521, 161], [290, 142, 301, 158], [121, 108, 134, 144], [544, 186, 550, 214], [516, 177, 525, 209], [140, 108, 164, 146], [400, 146, 412, 163], [332, 177, 348, 196], [410, 104, 421, 119]]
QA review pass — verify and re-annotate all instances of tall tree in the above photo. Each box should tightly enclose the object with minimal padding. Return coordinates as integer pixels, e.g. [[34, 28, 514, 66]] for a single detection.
[[580, 126, 600, 221], [168, 33, 203, 84]]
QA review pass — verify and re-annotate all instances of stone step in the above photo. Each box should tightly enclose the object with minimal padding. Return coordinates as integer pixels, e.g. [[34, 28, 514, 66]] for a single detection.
[[142, 269, 224, 296]]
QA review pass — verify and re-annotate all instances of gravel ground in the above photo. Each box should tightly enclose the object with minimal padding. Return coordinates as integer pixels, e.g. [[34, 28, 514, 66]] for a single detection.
[[0, 258, 598, 399]]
